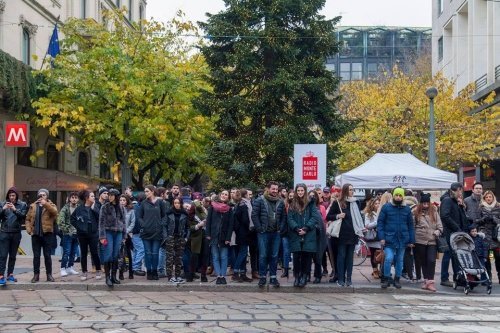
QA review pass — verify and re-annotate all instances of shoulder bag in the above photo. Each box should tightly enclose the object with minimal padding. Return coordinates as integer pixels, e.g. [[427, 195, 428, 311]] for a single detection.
[[326, 201, 343, 238]]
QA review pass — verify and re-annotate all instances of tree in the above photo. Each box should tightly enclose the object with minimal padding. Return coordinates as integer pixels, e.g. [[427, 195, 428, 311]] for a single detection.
[[196, 0, 352, 188], [336, 68, 499, 171], [33, 11, 214, 190]]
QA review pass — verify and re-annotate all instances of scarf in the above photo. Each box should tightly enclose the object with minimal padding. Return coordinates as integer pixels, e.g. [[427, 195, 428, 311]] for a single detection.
[[347, 197, 364, 237], [264, 191, 280, 202], [241, 198, 254, 229], [212, 201, 231, 214], [481, 199, 498, 210]]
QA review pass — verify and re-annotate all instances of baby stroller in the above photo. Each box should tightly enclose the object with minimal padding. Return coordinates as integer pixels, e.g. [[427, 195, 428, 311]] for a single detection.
[[450, 232, 492, 295]]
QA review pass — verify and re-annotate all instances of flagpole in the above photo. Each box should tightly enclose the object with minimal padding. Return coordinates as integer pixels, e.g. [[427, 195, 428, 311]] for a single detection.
[[40, 16, 60, 70]]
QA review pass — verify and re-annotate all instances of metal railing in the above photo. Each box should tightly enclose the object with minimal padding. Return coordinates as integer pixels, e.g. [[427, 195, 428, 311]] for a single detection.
[[475, 74, 487, 93]]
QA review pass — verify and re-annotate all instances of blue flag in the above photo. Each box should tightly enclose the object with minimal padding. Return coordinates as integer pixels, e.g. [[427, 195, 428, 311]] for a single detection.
[[47, 24, 60, 58]]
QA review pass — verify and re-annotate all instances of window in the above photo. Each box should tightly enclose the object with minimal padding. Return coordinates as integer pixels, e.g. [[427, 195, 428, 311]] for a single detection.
[[78, 151, 89, 175], [351, 63, 362, 80], [340, 63, 350, 81], [17, 144, 33, 167], [100, 163, 111, 179], [438, 0, 444, 14], [438, 37, 443, 62], [339, 29, 363, 58], [367, 29, 392, 57], [46, 145, 60, 170], [22, 28, 31, 65], [367, 63, 378, 79], [81, 0, 86, 18]]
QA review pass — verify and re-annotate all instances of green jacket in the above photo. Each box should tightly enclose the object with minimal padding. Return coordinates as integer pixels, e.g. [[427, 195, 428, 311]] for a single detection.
[[57, 203, 77, 236], [287, 200, 321, 253]]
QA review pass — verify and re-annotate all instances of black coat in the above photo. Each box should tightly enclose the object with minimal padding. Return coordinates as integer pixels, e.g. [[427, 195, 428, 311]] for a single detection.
[[440, 192, 468, 240], [71, 205, 99, 236], [233, 203, 250, 246], [326, 200, 359, 245], [164, 209, 188, 238], [138, 198, 167, 241], [206, 206, 233, 247]]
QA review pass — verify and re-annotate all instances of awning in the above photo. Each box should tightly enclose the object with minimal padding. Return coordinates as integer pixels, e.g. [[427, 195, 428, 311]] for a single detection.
[[14, 165, 100, 192]]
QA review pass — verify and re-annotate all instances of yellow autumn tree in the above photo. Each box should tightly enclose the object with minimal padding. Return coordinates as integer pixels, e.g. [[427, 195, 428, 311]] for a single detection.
[[335, 68, 499, 172]]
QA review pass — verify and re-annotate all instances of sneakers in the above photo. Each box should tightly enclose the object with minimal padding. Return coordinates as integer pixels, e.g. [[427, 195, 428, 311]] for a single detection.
[[0, 276, 5, 286], [337, 281, 345, 287], [381, 277, 390, 289], [169, 277, 177, 283], [175, 277, 185, 284], [81, 273, 88, 281], [269, 278, 280, 288], [7, 275, 17, 283], [95, 271, 102, 280], [440, 280, 453, 287], [345, 279, 352, 287], [133, 270, 146, 276], [258, 277, 267, 287], [60, 268, 68, 277], [67, 267, 79, 275], [393, 277, 402, 289]]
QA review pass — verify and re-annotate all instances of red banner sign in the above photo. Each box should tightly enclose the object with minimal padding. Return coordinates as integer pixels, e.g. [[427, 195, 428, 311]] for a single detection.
[[302, 151, 318, 180], [4, 121, 30, 147]]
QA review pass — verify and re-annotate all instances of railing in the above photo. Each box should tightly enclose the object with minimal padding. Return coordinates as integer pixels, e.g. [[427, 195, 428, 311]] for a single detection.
[[495, 64, 500, 81], [475, 74, 487, 93]]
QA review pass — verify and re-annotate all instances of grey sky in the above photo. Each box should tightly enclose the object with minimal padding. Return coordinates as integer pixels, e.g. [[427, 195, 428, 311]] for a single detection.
[[147, 0, 431, 28]]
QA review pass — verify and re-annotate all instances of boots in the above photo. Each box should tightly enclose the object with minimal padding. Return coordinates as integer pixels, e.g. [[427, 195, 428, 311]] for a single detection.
[[111, 261, 120, 284], [372, 268, 380, 279], [281, 268, 289, 278], [146, 270, 153, 280], [186, 272, 194, 282], [426, 280, 436, 292], [46, 274, 55, 282], [152, 270, 159, 280], [231, 273, 240, 281], [421, 279, 428, 290], [381, 276, 390, 289], [393, 277, 402, 289], [31, 274, 40, 283], [119, 270, 124, 281], [129, 270, 134, 279], [298, 274, 307, 288], [104, 263, 113, 287], [240, 273, 252, 282]]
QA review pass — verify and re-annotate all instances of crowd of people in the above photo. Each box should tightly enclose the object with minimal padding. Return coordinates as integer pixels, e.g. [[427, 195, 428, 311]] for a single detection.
[[0, 180, 499, 290]]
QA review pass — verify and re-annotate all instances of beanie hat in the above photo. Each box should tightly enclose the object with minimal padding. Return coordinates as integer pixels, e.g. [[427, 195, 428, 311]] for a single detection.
[[393, 188, 405, 197], [450, 182, 463, 191], [420, 193, 431, 203], [98, 186, 109, 196], [37, 188, 49, 197], [108, 189, 120, 196]]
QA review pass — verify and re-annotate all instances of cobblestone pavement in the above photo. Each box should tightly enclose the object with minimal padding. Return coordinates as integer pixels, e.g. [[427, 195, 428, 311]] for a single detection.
[[0, 290, 499, 333]]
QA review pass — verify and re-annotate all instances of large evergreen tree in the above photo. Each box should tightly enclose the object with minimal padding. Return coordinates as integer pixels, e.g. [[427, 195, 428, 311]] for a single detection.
[[197, 0, 351, 188]]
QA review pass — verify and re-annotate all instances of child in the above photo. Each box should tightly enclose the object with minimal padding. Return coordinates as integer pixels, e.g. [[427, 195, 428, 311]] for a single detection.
[[468, 224, 488, 282]]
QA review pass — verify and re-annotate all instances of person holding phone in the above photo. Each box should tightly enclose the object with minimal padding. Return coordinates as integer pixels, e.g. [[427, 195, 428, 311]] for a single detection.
[[25, 189, 58, 283], [0, 187, 28, 285]]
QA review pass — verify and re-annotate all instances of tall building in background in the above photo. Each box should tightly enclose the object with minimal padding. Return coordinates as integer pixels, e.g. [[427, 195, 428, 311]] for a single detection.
[[326, 26, 431, 82], [0, 0, 146, 207], [432, 0, 499, 195]]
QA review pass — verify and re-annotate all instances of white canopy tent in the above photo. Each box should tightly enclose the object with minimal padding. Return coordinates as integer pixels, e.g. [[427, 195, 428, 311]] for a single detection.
[[335, 153, 457, 189]]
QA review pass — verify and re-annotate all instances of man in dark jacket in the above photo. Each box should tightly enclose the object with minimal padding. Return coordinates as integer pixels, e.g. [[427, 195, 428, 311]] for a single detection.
[[131, 193, 146, 276], [0, 187, 28, 285], [439, 182, 468, 286], [251, 181, 283, 288], [464, 182, 483, 223]]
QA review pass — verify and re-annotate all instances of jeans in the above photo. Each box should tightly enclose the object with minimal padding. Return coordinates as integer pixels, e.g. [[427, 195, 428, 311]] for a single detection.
[[337, 243, 355, 283], [440, 248, 459, 281], [211, 245, 229, 276], [131, 234, 144, 271], [61, 234, 79, 269], [99, 231, 122, 263], [182, 244, 191, 274], [78, 234, 101, 272], [158, 246, 166, 273], [257, 232, 281, 278], [32, 234, 53, 275], [281, 237, 291, 270], [234, 244, 249, 274], [143, 239, 161, 273], [0, 232, 22, 276], [383, 246, 405, 278]]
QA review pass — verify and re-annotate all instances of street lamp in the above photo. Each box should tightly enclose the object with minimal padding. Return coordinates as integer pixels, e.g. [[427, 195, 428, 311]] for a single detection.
[[425, 87, 438, 167]]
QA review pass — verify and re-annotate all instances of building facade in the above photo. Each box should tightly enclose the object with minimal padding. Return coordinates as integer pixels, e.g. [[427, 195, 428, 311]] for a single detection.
[[326, 26, 431, 82], [432, 0, 499, 195], [0, 0, 146, 207]]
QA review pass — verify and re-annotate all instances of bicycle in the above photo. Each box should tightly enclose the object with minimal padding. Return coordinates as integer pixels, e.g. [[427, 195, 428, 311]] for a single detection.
[[353, 237, 369, 266]]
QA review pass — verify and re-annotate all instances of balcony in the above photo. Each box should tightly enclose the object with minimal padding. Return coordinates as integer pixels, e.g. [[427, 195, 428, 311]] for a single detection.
[[496, 64, 500, 81], [475, 74, 487, 93]]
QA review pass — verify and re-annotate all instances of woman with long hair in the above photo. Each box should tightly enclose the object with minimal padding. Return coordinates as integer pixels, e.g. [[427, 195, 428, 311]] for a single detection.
[[326, 183, 364, 287], [99, 189, 126, 287], [363, 198, 382, 279], [165, 197, 189, 283], [186, 199, 209, 282], [70, 190, 102, 281], [138, 185, 167, 281], [206, 190, 233, 285], [232, 189, 253, 282], [119, 194, 135, 280], [477, 190, 500, 282], [308, 190, 327, 284], [287, 184, 321, 288], [413, 193, 443, 291]]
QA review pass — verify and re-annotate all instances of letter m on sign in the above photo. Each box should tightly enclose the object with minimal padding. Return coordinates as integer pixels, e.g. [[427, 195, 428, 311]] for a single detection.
[[4, 121, 30, 147]]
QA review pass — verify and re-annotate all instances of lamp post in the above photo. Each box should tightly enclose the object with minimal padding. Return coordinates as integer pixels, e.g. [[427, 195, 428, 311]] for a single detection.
[[425, 87, 438, 167]]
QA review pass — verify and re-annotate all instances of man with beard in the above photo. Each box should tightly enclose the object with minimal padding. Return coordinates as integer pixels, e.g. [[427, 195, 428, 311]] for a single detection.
[[251, 181, 283, 288], [0, 187, 28, 285], [464, 182, 483, 223]]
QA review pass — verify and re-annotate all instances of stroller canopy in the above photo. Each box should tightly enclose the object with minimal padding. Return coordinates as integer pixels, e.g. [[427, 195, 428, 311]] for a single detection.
[[450, 232, 475, 252]]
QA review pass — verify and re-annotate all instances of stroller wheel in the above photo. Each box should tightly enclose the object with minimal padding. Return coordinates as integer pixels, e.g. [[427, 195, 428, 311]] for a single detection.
[[487, 287, 492, 295], [464, 287, 470, 295], [453, 281, 457, 290]]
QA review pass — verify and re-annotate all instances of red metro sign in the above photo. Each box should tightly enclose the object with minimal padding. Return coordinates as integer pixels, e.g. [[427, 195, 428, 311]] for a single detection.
[[302, 151, 318, 180], [4, 121, 30, 147]]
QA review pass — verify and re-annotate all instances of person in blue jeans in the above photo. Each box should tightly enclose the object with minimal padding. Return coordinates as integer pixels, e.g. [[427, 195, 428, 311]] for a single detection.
[[378, 187, 416, 289], [99, 189, 126, 287], [232, 189, 253, 282], [57, 192, 80, 277], [251, 181, 283, 288], [130, 193, 145, 276]]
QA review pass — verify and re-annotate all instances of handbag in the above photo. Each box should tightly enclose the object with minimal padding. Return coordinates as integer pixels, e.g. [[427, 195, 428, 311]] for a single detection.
[[364, 228, 377, 241], [437, 235, 449, 253], [326, 201, 343, 238], [374, 249, 385, 264]]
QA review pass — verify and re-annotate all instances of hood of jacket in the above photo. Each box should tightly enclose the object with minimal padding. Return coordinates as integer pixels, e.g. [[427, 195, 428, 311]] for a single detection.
[[5, 187, 19, 202]]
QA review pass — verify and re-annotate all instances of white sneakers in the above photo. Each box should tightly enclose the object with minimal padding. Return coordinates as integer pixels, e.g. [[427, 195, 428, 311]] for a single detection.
[[61, 267, 79, 277], [80, 273, 87, 281], [95, 271, 102, 280]]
